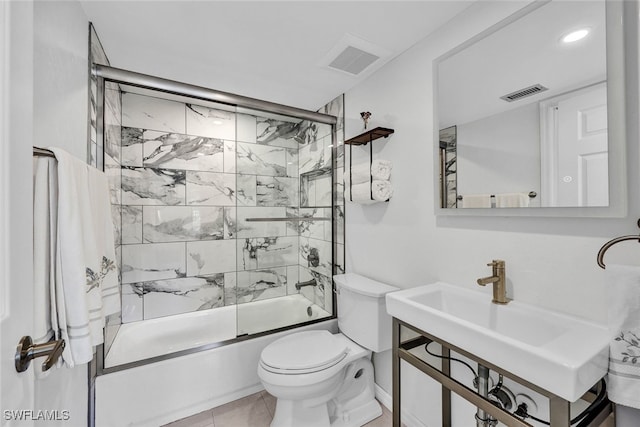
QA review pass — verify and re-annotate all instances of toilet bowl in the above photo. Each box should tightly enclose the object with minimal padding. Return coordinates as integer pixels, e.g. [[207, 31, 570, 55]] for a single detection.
[[257, 273, 398, 427]]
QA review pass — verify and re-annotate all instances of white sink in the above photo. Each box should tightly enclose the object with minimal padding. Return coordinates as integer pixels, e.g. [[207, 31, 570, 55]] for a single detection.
[[386, 282, 611, 402]]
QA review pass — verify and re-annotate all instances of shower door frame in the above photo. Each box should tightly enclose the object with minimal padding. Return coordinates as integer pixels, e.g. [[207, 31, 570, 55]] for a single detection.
[[94, 64, 340, 376]]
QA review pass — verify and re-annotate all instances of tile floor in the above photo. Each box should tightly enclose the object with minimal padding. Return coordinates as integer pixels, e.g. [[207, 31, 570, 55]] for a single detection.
[[162, 391, 393, 427], [163, 391, 615, 427]]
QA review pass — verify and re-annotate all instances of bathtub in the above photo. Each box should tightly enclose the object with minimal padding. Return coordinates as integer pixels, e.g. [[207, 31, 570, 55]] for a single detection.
[[238, 293, 329, 335], [97, 313, 337, 427], [104, 293, 331, 368]]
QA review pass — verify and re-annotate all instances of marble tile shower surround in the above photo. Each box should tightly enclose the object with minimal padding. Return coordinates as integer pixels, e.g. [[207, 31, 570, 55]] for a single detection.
[[88, 23, 343, 364], [256, 117, 329, 148], [143, 206, 225, 242], [116, 92, 341, 324]]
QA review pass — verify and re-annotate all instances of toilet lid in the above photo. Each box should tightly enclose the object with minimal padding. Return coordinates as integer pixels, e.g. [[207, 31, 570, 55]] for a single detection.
[[261, 331, 349, 373]]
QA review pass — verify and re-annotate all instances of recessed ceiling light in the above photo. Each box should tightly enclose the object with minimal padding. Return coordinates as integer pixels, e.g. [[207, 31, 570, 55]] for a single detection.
[[213, 120, 223, 125], [562, 28, 590, 44]]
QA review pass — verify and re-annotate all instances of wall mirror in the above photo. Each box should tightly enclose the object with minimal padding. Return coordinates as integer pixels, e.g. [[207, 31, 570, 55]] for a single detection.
[[434, 0, 627, 217]]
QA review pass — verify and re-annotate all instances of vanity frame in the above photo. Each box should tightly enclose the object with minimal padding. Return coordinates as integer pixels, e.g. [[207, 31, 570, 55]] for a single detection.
[[391, 318, 612, 427]]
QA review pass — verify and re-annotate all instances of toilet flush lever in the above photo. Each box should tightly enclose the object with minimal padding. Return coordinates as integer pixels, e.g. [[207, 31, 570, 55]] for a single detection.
[[15, 335, 65, 373]]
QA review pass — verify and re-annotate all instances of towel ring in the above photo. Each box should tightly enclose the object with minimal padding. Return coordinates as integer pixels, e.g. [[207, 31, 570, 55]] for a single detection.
[[596, 219, 640, 269]]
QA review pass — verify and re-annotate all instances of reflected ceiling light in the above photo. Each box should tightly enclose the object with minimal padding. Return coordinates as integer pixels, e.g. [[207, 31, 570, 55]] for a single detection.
[[561, 28, 590, 43]]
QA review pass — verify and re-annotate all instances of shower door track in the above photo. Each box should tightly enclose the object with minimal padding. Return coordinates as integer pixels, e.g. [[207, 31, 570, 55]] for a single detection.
[[93, 64, 337, 125], [96, 317, 337, 376]]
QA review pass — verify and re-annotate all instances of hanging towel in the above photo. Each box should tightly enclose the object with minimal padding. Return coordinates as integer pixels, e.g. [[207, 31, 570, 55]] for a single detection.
[[495, 192, 530, 208], [33, 156, 59, 377], [606, 264, 640, 409], [345, 180, 393, 204], [346, 159, 392, 185], [48, 148, 119, 367], [461, 194, 492, 208]]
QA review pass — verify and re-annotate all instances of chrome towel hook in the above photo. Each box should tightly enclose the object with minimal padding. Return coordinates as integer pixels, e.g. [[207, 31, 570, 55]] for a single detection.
[[596, 219, 640, 269]]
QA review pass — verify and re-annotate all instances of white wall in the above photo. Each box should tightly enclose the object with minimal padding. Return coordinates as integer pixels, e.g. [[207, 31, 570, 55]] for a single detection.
[[345, 1, 640, 425], [33, 1, 90, 424], [1, 0, 36, 421], [34, 1, 89, 158]]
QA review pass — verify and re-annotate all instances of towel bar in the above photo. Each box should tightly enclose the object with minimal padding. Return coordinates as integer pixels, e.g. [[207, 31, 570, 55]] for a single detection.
[[596, 219, 640, 269], [456, 191, 537, 201], [33, 147, 55, 158], [15, 335, 65, 373], [245, 217, 331, 222]]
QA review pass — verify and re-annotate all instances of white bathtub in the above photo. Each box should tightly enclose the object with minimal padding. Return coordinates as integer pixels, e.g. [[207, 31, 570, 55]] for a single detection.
[[104, 293, 331, 368], [238, 293, 330, 335], [97, 316, 338, 427]]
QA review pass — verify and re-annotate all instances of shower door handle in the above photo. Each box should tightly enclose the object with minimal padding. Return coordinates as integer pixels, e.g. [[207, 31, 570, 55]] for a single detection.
[[15, 335, 65, 373]]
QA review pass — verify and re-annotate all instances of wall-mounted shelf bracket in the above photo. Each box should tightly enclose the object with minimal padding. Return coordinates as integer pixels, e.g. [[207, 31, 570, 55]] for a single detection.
[[345, 127, 394, 145]]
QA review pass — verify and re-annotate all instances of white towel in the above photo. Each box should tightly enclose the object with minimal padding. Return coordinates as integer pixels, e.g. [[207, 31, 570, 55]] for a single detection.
[[606, 264, 640, 409], [345, 159, 392, 185], [495, 192, 530, 208], [461, 194, 492, 208], [33, 156, 59, 377], [345, 180, 393, 204], [47, 148, 119, 367]]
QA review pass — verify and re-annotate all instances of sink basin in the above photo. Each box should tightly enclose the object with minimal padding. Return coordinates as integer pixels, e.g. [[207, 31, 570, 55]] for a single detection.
[[386, 282, 611, 402]]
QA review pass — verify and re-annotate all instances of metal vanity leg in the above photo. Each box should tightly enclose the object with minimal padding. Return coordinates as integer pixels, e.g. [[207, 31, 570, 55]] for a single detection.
[[393, 318, 401, 427], [549, 396, 570, 427], [441, 346, 451, 427]]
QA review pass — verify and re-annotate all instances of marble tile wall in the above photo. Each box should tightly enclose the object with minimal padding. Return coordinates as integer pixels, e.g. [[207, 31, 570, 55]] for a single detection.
[[118, 93, 338, 323]]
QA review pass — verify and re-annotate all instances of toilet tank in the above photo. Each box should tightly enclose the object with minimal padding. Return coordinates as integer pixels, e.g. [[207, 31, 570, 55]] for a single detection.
[[334, 273, 398, 352]]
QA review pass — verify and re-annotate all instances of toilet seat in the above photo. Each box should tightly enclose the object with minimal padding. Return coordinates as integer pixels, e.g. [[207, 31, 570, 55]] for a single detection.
[[260, 330, 349, 375]]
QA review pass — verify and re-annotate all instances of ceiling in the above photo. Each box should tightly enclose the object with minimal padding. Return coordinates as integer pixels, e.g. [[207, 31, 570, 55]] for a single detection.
[[79, 1, 473, 111]]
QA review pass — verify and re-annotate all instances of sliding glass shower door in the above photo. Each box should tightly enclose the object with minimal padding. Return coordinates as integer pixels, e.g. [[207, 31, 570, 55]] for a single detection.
[[234, 109, 335, 336], [100, 68, 343, 368]]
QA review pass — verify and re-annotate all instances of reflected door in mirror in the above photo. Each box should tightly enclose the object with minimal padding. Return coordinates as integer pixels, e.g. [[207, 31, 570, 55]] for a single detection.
[[541, 83, 608, 207]]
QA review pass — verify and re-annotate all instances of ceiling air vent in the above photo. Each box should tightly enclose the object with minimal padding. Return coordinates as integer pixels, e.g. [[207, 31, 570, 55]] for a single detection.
[[328, 46, 380, 76], [500, 84, 548, 102], [320, 34, 390, 77]]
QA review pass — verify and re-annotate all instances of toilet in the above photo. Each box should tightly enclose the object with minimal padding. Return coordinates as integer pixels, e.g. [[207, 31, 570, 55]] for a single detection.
[[257, 273, 398, 427]]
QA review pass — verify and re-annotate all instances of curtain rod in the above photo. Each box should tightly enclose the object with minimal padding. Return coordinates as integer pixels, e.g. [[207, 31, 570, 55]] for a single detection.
[[93, 65, 338, 126]]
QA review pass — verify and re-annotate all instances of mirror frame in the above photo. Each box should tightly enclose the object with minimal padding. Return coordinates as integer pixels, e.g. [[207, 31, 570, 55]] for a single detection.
[[433, 0, 627, 218]]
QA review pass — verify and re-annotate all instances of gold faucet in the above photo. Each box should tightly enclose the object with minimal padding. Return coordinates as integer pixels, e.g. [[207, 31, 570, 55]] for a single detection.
[[477, 260, 509, 304]]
